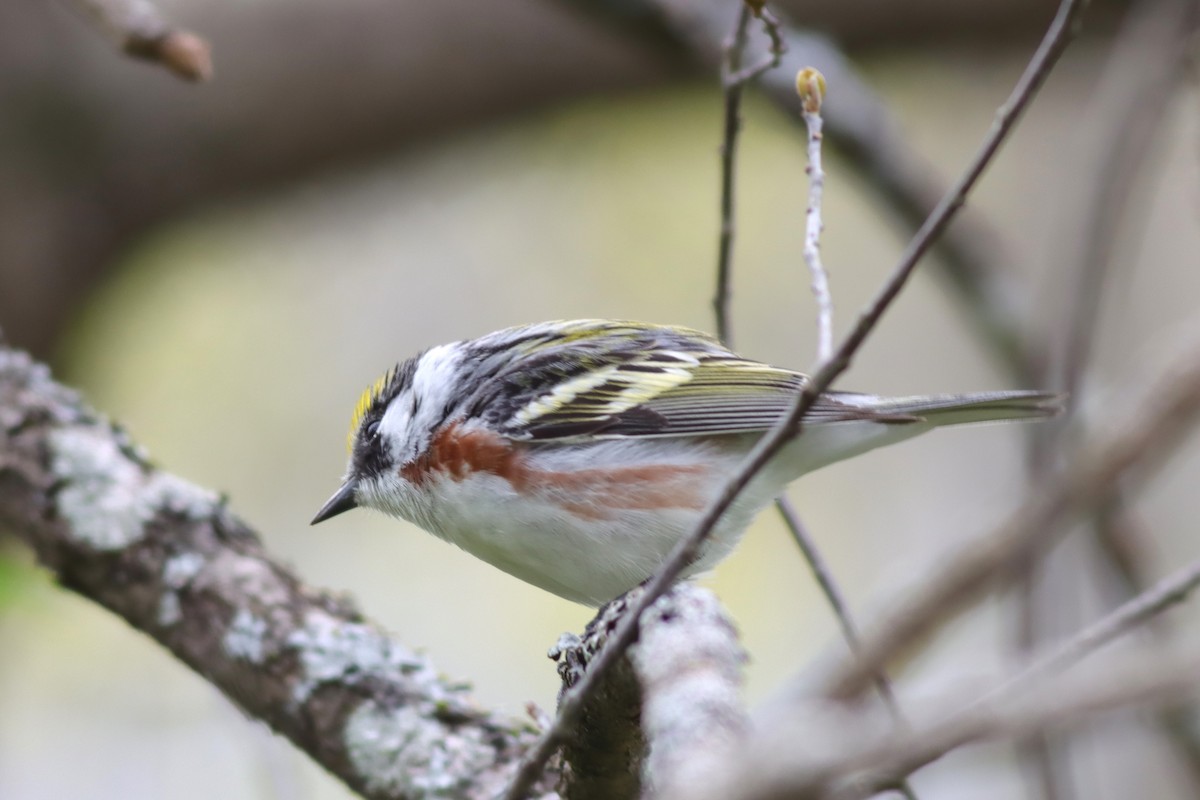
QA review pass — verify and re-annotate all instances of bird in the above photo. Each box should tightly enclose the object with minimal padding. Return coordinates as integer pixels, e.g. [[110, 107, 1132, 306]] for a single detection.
[[312, 319, 1059, 606]]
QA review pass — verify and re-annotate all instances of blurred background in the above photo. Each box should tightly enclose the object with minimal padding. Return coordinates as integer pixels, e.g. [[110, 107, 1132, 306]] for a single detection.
[[2, 0, 1199, 798]]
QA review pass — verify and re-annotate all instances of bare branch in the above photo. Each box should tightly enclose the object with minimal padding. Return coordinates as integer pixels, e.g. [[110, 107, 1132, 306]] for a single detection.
[[772, 497, 919, 800], [629, 587, 748, 794], [713, 3, 756, 345], [707, 12, 914, 796], [1013, 0, 1200, 787], [647, 0, 1035, 380], [0, 344, 552, 800], [991, 555, 1200, 707], [713, 2, 786, 344], [545, 585, 747, 799], [796, 66, 833, 361], [65, 0, 213, 81], [550, 610, 645, 799], [684, 643, 1200, 800], [1044, 0, 1198, 416], [823, 336, 1200, 700]]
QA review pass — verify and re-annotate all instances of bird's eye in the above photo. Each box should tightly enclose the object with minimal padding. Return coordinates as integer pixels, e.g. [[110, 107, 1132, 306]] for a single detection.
[[365, 420, 380, 439]]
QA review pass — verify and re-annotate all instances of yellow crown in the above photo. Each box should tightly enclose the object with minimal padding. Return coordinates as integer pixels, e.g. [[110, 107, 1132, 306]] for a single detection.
[[347, 368, 394, 453]]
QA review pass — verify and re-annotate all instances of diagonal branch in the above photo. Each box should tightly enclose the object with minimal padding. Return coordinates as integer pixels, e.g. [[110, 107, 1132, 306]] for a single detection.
[[1014, 0, 1200, 788], [822, 335, 1200, 701], [685, 642, 1200, 800], [988, 555, 1200, 708], [0, 341, 552, 800]]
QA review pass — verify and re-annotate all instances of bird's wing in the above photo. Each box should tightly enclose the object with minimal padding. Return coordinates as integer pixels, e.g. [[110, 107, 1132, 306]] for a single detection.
[[464, 322, 916, 441]]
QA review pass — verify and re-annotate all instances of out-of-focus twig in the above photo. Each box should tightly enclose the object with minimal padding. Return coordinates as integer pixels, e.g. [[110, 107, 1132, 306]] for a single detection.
[[1092, 494, 1200, 785], [1014, 0, 1200, 791], [66, 0, 213, 81], [681, 643, 1200, 800], [824, 336, 1200, 700], [713, 1, 785, 344], [1045, 0, 1198, 420], [773, 498, 915, 750], [990, 555, 1200, 709]]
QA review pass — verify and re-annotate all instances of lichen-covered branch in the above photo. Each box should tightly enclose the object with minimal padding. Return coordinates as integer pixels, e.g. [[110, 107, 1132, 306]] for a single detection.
[[0, 341, 553, 800], [631, 588, 747, 794], [549, 585, 748, 799]]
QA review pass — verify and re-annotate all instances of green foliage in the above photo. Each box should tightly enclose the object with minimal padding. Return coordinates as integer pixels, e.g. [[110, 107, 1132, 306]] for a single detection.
[[0, 547, 34, 610]]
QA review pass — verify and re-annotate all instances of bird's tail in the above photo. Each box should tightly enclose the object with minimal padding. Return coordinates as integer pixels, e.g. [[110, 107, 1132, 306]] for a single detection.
[[869, 390, 1063, 427]]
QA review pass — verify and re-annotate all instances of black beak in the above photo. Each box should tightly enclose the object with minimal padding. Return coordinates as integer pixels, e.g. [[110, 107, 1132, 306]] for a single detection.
[[311, 481, 359, 525]]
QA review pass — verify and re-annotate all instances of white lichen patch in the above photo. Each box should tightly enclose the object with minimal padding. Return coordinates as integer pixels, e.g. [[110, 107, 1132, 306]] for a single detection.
[[345, 700, 493, 797], [286, 610, 446, 706], [224, 608, 269, 663], [48, 427, 217, 551], [49, 428, 152, 550], [145, 471, 218, 520], [157, 552, 207, 627], [157, 593, 183, 627], [163, 551, 206, 586]]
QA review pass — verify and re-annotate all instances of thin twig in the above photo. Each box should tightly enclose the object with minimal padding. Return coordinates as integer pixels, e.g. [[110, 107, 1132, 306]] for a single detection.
[[774, 498, 913, 742], [1014, 0, 1200, 790], [646, 0, 1036, 381], [824, 337, 1200, 700], [797, 67, 833, 361], [989, 555, 1200, 708], [709, 10, 916, 797], [65, 0, 213, 81], [713, 2, 785, 343], [713, 3, 754, 344], [502, 1, 1084, 795], [711, 5, 896, 723], [1048, 0, 1195, 422], [727, 5, 786, 86], [685, 643, 1200, 800]]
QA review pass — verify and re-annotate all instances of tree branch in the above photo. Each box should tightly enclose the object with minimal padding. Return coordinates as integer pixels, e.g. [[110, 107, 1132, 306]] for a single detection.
[[988, 555, 1200, 708], [822, 335, 1200, 701], [65, 0, 213, 80], [0, 342, 554, 800], [1014, 0, 1200, 787], [551, 585, 748, 799], [645, 0, 1036, 380], [683, 642, 1200, 800]]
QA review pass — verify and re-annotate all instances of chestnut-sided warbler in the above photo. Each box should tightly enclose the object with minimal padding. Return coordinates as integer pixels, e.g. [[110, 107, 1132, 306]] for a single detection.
[[312, 319, 1058, 605]]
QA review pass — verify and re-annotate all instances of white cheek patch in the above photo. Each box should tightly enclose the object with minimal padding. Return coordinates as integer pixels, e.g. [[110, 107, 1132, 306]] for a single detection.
[[378, 344, 464, 465], [377, 398, 413, 464], [410, 344, 461, 402]]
